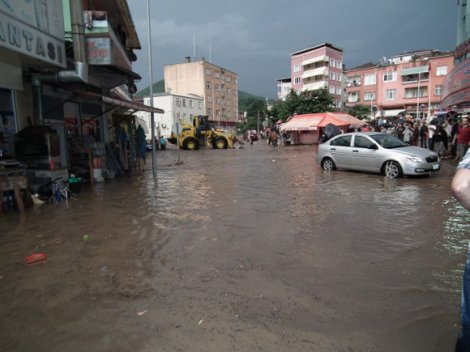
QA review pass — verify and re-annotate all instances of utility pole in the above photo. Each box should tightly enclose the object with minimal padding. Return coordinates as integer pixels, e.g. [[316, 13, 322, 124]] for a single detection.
[[146, 0, 156, 175], [257, 110, 260, 135], [416, 72, 421, 121]]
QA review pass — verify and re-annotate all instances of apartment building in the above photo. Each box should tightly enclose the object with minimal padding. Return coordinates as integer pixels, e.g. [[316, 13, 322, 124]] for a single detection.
[[290, 43, 344, 108], [164, 58, 239, 129], [276, 77, 292, 100], [136, 93, 204, 138], [345, 50, 454, 119]]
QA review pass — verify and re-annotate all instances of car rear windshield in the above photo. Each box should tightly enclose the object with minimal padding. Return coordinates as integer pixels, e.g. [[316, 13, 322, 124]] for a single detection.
[[370, 134, 407, 149]]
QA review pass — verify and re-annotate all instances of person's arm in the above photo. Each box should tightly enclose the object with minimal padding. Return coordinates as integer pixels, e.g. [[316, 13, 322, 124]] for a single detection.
[[452, 149, 470, 209], [452, 168, 470, 209]]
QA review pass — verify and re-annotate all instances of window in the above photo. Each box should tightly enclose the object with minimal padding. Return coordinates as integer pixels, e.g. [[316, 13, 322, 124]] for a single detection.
[[330, 135, 352, 147], [383, 71, 397, 82], [207, 108, 212, 115], [215, 84, 219, 90], [293, 64, 301, 72], [436, 66, 448, 76], [347, 92, 359, 102], [330, 72, 335, 80], [189, 100, 193, 108], [226, 76, 231, 82], [364, 92, 376, 101], [176, 98, 181, 107], [183, 113, 186, 119], [364, 74, 376, 85], [215, 72, 220, 79], [176, 112, 180, 119], [435, 85, 442, 96], [336, 87, 342, 95], [385, 89, 396, 100], [354, 136, 375, 149], [337, 73, 342, 81], [205, 69, 211, 76], [329, 86, 336, 94], [206, 82, 211, 90], [227, 88, 231, 94], [198, 101, 202, 109], [182, 99, 186, 107], [294, 77, 301, 84], [330, 58, 336, 67], [207, 96, 212, 103], [404, 87, 427, 98]]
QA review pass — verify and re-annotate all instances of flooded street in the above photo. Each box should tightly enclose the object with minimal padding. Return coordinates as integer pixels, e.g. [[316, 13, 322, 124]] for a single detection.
[[0, 143, 469, 352]]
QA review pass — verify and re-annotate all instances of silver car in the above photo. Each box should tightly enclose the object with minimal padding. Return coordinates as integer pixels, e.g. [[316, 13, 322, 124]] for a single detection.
[[315, 132, 440, 178]]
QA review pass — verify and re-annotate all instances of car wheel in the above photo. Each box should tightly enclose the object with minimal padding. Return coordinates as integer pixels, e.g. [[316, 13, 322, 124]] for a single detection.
[[321, 157, 336, 171], [384, 161, 403, 178]]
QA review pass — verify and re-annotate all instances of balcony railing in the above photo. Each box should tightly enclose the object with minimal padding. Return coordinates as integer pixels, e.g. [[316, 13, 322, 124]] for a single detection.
[[302, 67, 329, 80], [84, 11, 132, 71], [347, 81, 361, 87], [302, 81, 328, 91]]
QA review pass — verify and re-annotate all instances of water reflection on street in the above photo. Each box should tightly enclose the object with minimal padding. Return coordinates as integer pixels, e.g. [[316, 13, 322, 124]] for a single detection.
[[0, 143, 468, 352]]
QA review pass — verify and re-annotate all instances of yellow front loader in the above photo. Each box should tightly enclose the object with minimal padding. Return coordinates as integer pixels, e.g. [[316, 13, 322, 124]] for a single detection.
[[168, 116, 235, 150]]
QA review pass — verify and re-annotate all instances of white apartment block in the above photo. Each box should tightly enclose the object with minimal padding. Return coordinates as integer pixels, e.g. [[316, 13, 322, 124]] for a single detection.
[[276, 78, 292, 100], [136, 93, 204, 138]]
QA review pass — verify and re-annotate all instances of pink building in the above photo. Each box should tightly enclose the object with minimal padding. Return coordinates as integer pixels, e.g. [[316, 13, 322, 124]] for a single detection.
[[345, 50, 454, 119], [290, 43, 344, 108]]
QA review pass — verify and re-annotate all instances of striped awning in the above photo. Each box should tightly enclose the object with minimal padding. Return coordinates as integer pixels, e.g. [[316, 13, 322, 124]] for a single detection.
[[401, 66, 429, 76]]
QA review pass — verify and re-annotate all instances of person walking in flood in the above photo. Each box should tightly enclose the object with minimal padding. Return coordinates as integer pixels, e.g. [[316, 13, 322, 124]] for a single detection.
[[159, 136, 167, 151], [455, 116, 470, 161], [136, 124, 146, 172], [271, 130, 278, 147]]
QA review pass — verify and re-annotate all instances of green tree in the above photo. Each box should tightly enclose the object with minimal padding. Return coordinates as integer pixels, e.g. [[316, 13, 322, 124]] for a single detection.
[[271, 88, 335, 122], [347, 104, 372, 120]]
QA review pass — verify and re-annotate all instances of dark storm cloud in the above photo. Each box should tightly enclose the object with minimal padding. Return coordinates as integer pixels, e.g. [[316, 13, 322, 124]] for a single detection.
[[127, 0, 456, 98]]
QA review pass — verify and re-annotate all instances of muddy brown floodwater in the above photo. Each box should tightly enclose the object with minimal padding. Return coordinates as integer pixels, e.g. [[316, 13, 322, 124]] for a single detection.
[[0, 143, 469, 352]]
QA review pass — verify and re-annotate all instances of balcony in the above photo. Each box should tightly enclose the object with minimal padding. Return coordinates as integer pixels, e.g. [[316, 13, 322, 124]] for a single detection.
[[347, 81, 361, 87], [84, 11, 139, 88], [301, 55, 329, 66], [302, 67, 329, 80], [302, 81, 328, 91]]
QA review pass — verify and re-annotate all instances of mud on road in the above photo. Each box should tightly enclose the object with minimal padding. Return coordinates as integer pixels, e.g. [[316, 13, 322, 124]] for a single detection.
[[0, 143, 468, 352]]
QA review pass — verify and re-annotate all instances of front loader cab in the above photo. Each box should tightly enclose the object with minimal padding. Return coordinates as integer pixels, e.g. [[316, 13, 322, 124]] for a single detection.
[[197, 115, 211, 131]]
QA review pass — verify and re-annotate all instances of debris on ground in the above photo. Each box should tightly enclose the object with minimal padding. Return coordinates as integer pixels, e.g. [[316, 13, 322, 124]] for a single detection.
[[25, 253, 47, 265]]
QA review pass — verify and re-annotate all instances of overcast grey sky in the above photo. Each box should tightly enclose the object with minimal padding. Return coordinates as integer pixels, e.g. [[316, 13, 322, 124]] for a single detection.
[[127, 0, 457, 99]]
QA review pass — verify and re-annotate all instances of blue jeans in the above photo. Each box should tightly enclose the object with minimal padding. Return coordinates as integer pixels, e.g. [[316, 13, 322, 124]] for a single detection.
[[456, 242, 470, 351]]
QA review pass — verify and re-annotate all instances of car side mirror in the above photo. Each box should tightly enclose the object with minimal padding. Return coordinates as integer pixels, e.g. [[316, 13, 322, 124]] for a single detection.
[[369, 144, 378, 150]]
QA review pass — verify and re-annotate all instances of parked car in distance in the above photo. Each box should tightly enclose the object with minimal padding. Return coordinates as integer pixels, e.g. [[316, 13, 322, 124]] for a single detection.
[[146, 139, 159, 151], [315, 132, 440, 178]]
